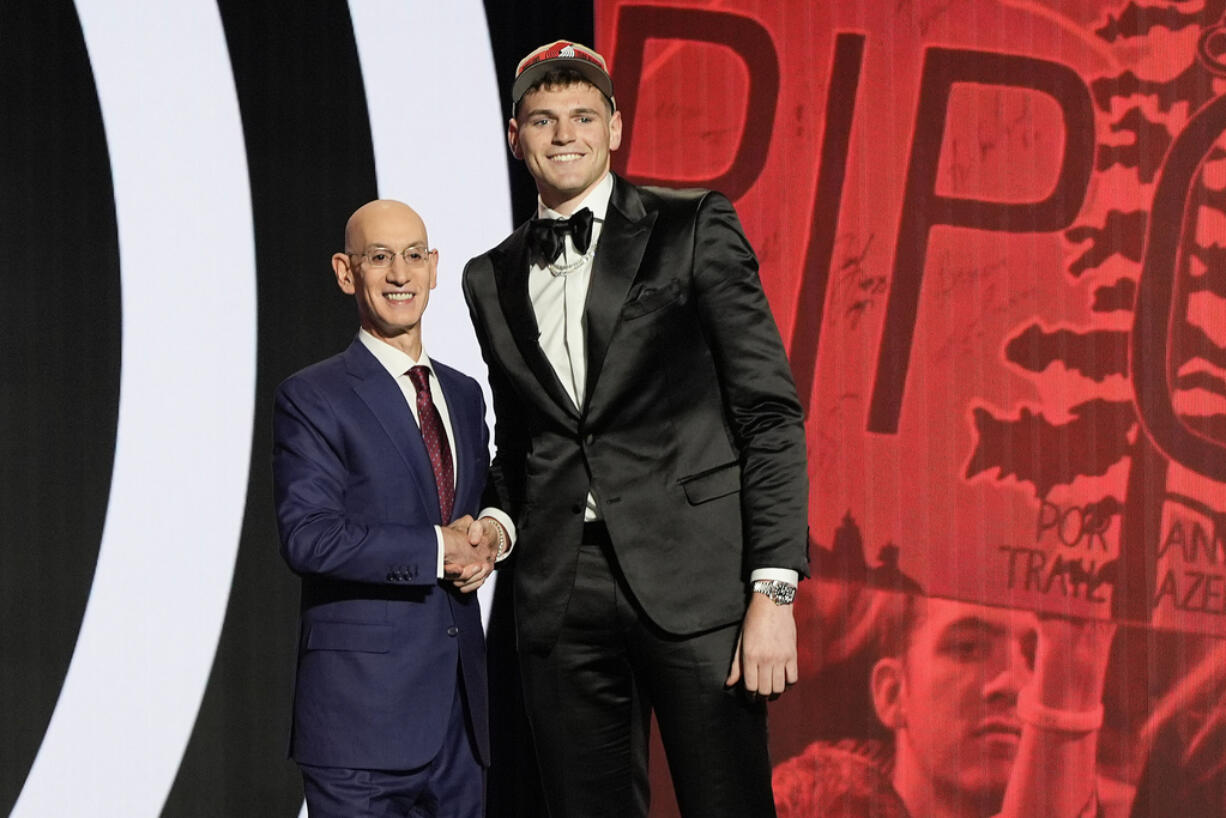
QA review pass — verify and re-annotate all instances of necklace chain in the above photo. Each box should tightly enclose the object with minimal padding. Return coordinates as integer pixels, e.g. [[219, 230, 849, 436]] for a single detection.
[[547, 245, 595, 276]]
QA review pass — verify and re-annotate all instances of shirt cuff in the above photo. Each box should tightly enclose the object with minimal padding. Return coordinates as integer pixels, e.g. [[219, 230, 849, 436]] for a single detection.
[[750, 568, 799, 586], [478, 507, 516, 561], [434, 525, 446, 579]]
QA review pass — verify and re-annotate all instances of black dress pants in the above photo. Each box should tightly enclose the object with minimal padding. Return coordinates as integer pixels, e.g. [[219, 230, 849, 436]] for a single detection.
[[519, 523, 776, 818]]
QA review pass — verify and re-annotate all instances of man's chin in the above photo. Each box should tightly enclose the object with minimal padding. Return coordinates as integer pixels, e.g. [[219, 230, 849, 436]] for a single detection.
[[979, 731, 1021, 757], [954, 765, 1012, 804], [540, 172, 600, 201]]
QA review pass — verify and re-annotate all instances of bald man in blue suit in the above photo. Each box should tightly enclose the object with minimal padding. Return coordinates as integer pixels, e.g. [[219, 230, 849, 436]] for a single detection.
[[274, 200, 512, 818]]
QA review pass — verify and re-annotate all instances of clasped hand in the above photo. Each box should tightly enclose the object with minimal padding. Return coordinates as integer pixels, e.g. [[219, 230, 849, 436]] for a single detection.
[[442, 515, 499, 593]]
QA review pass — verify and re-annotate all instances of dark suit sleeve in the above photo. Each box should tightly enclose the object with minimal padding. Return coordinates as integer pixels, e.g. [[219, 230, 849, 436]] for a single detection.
[[690, 192, 810, 576], [462, 258, 528, 522], [273, 375, 439, 585]]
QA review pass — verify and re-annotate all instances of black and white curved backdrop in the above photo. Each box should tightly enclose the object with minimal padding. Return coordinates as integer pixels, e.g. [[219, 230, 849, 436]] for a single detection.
[[0, 2, 591, 815]]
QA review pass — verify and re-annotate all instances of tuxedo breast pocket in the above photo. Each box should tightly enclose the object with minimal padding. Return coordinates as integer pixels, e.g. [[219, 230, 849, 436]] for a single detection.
[[620, 278, 683, 320]]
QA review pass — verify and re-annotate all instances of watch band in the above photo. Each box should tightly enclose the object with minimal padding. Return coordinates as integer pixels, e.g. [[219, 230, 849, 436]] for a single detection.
[[752, 579, 796, 605]]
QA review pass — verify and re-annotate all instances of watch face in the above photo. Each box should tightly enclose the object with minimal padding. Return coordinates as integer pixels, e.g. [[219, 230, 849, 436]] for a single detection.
[[756, 581, 795, 604]]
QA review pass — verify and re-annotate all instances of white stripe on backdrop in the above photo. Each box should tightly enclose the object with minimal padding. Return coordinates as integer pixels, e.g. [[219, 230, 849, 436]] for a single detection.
[[13, 1, 256, 814], [347, 0, 514, 630]]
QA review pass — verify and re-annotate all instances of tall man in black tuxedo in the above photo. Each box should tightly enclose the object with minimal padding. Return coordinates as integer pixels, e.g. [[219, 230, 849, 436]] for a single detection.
[[463, 41, 809, 817]]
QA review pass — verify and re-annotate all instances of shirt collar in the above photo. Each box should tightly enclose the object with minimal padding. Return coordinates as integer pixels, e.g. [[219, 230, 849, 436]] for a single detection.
[[357, 329, 432, 378], [537, 172, 614, 222]]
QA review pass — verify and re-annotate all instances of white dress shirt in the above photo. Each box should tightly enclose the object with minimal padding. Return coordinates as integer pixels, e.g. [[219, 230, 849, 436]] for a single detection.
[[525, 176, 796, 589], [358, 330, 515, 577], [528, 174, 612, 523]]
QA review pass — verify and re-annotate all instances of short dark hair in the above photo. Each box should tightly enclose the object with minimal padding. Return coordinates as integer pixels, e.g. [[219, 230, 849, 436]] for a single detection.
[[873, 591, 925, 661], [513, 67, 615, 120]]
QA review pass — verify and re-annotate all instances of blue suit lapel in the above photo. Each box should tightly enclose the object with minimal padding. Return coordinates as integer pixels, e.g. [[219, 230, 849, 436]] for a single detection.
[[343, 341, 441, 524]]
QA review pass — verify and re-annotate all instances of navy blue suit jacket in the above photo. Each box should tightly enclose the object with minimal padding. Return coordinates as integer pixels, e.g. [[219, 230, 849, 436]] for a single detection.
[[273, 338, 490, 771]]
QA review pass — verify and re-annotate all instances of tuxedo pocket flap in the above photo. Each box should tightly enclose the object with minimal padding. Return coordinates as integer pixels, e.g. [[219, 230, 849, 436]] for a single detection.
[[680, 463, 740, 504], [306, 621, 392, 653], [622, 278, 682, 320]]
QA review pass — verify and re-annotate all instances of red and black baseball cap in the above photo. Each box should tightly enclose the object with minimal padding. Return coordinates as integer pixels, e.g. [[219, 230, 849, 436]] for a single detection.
[[511, 40, 615, 110]]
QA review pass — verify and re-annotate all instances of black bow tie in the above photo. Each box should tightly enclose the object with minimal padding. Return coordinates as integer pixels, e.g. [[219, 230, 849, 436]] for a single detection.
[[527, 208, 594, 264]]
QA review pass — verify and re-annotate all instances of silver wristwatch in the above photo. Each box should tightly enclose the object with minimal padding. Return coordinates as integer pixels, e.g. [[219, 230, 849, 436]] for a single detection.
[[751, 579, 796, 605]]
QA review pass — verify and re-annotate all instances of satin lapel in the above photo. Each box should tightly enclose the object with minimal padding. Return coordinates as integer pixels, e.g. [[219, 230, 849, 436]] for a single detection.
[[584, 179, 656, 405], [345, 343, 439, 522], [493, 227, 581, 419]]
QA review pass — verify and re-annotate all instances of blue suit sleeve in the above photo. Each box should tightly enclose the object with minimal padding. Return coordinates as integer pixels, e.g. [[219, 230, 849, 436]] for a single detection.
[[273, 375, 439, 585]]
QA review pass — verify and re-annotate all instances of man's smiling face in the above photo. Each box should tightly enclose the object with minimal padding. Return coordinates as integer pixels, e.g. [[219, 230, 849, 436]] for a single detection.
[[333, 200, 437, 357], [509, 80, 622, 214]]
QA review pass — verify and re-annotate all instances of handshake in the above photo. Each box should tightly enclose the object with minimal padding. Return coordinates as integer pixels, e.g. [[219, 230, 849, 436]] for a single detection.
[[441, 515, 504, 593]]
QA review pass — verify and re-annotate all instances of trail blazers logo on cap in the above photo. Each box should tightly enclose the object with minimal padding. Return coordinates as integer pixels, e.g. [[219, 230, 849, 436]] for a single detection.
[[511, 39, 615, 110]]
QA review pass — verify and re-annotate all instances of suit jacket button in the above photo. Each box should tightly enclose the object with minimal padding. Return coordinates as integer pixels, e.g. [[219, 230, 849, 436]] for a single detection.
[[386, 573, 395, 581], [570, 504, 583, 514], [584, 434, 594, 446], [447, 626, 459, 637]]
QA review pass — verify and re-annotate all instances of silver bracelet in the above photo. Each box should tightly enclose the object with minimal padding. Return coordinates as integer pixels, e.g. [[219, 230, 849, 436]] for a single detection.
[[1016, 688, 1103, 733], [488, 519, 507, 561]]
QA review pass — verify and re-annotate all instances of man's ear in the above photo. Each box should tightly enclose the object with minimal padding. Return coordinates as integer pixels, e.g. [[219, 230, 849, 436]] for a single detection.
[[871, 657, 907, 730], [332, 252, 356, 295], [608, 109, 623, 152], [507, 117, 522, 159]]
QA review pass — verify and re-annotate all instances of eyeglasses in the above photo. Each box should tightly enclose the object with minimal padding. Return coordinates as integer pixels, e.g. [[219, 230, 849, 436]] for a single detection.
[[346, 246, 436, 268]]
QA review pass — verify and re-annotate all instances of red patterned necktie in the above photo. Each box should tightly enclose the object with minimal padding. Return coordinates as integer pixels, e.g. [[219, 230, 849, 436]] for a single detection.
[[408, 365, 455, 523]]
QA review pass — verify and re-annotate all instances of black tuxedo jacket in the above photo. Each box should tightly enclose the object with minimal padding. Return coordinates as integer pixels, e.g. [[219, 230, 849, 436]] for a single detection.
[[463, 175, 808, 652]]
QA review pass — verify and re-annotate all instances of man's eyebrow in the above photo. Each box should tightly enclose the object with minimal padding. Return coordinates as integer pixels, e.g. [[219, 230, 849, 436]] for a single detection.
[[939, 616, 1008, 638], [522, 106, 602, 118]]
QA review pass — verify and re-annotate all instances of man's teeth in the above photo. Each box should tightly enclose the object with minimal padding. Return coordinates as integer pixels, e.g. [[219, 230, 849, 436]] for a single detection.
[[386, 292, 415, 301], [552, 153, 582, 162]]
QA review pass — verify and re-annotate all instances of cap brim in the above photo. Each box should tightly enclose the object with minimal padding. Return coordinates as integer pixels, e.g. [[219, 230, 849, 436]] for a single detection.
[[511, 59, 614, 109]]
